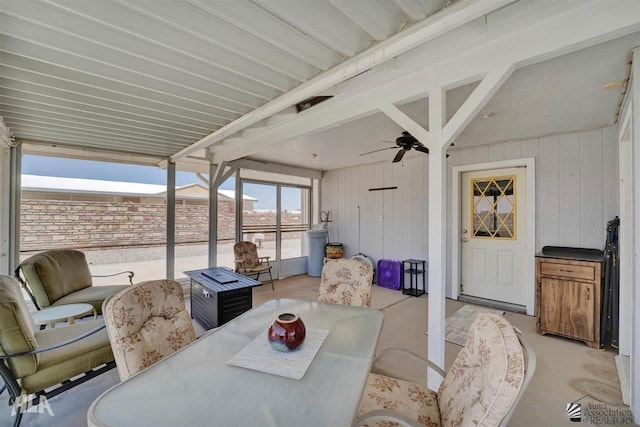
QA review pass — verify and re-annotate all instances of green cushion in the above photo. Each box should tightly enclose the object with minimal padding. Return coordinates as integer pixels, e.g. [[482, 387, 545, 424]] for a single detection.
[[19, 249, 93, 308], [21, 320, 114, 394], [53, 285, 129, 314], [0, 275, 39, 378]]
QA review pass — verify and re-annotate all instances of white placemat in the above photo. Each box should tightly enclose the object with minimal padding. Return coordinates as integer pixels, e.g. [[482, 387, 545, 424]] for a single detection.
[[227, 328, 329, 380]]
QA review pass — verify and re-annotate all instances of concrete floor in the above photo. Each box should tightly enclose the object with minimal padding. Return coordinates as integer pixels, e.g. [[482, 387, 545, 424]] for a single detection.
[[1, 275, 632, 427], [80, 240, 305, 285]]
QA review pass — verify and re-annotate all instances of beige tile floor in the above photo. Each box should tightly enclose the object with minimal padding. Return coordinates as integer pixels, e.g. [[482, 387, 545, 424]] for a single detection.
[[0, 275, 632, 427]]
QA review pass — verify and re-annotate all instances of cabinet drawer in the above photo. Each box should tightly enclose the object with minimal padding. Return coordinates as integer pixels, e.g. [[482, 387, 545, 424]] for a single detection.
[[539, 262, 595, 281]]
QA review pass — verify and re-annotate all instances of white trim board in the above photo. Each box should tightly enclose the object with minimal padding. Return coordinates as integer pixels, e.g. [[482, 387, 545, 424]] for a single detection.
[[618, 105, 633, 357], [616, 355, 631, 406], [451, 157, 536, 315]]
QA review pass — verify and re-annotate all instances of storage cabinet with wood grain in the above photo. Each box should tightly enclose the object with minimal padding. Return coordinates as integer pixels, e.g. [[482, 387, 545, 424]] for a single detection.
[[535, 247, 603, 349]]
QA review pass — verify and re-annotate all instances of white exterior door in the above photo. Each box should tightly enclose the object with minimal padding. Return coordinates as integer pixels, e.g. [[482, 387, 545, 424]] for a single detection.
[[460, 167, 527, 305]]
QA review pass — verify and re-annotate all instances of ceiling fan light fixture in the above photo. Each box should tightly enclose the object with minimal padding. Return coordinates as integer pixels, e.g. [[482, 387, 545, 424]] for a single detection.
[[481, 112, 495, 119]]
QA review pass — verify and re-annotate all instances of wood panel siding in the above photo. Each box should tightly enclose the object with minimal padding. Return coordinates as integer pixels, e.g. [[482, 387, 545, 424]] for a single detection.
[[452, 126, 617, 252], [321, 155, 429, 263], [321, 126, 617, 295]]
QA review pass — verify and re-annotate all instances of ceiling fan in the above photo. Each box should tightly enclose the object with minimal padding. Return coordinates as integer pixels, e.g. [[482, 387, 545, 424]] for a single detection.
[[360, 131, 450, 163]]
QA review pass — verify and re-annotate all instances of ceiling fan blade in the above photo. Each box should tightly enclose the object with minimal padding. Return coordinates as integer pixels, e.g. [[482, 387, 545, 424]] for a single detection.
[[392, 149, 408, 163], [359, 146, 397, 156], [414, 145, 429, 154]]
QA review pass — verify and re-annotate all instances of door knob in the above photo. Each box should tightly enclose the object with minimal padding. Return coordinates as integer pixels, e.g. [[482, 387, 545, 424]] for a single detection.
[[461, 237, 469, 242], [462, 229, 468, 234]]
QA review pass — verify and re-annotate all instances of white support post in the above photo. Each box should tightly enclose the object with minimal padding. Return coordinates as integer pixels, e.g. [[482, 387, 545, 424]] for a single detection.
[[630, 48, 640, 422], [7, 145, 21, 273], [208, 161, 227, 268], [427, 84, 447, 390], [166, 161, 176, 280], [379, 91, 449, 391], [0, 144, 9, 275]]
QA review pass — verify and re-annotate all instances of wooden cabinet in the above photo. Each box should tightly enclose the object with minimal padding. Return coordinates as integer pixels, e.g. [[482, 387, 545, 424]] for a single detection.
[[536, 256, 602, 348]]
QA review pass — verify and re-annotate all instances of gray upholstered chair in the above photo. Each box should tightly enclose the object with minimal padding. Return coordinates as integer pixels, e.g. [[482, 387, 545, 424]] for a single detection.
[[233, 241, 274, 290], [15, 249, 133, 314], [103, 279, 197, 381], [0, 275, 115, 427], [318, 258, 373, 307], [355, 313, 536, 427]]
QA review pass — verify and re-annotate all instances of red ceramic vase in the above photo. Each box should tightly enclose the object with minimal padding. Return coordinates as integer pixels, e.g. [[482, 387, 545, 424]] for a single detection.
[[268, 313, 306, 352]]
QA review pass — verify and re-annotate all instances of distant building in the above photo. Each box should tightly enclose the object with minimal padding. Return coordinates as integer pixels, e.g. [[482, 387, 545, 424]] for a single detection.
[[21, 175, 257, 210]]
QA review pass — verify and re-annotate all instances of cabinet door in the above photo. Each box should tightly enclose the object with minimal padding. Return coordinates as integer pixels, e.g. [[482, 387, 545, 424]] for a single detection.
[[540, 277, 563, 333], [540, 278, 595, 341]]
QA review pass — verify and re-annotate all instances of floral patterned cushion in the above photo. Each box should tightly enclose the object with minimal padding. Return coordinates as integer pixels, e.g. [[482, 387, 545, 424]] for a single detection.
[[358, 373, 441, 427], [437, 313, 525, 427], [318, 258, 373, 307], [233, 241, 261, 269], [104, 279, 196, 381]]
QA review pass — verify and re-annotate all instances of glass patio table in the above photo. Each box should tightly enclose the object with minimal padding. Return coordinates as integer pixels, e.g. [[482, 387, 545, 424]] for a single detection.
[[88, 298, 384, 427]]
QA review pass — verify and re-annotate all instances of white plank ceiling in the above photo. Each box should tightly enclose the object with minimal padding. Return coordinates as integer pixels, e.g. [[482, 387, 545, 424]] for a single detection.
[[0, 0, 449, 158], [2, 1, 638, 171]]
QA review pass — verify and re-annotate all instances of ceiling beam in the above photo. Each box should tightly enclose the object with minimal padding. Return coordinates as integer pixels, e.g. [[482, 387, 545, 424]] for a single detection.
[[378, 103, 432, 148], [227, 159, 321, 180], [171, 0, 518, 162], [211, 68, 432, 163], [441, 63, 514, 146], [209, 0, 638, 163], [20, 139, 166, 163], [0, 116, 16, 147]]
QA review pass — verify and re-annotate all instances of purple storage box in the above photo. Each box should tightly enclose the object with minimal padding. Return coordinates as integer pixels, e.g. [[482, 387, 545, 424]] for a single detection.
[[376, 259, 402, 290]]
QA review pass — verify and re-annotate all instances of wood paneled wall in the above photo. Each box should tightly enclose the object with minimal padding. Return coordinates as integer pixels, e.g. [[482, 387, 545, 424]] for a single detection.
[[321, 154, 429, 263], [321, 126, 618, 285], [448, 126, 618, 252]]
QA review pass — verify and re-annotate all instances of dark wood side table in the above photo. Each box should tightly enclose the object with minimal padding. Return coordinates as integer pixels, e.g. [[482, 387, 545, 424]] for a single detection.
[[184, 267, 262, 330], [402, 259, 426, 297]]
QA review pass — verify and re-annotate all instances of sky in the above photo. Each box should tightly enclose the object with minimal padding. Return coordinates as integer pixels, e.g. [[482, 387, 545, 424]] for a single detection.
[[22, 155, 302, 210], [22, 155, 210, 187]]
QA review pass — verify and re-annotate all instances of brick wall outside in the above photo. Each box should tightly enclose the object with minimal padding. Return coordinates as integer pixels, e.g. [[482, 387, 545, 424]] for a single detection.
[[20, 199, 305, 252]]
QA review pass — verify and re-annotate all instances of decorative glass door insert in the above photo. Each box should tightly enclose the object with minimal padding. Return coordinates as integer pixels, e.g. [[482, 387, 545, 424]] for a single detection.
[[471, 175, 516, 239]]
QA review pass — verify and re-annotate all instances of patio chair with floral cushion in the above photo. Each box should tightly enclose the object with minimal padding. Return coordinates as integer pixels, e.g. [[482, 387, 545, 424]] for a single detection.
[[355, 313, 536, 427], [16, 249, 133, 314], [233, 241, 274, 290], [0, 275, 115, 427], [102, 279, 196, 381], [318, 258, 373, 307]]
